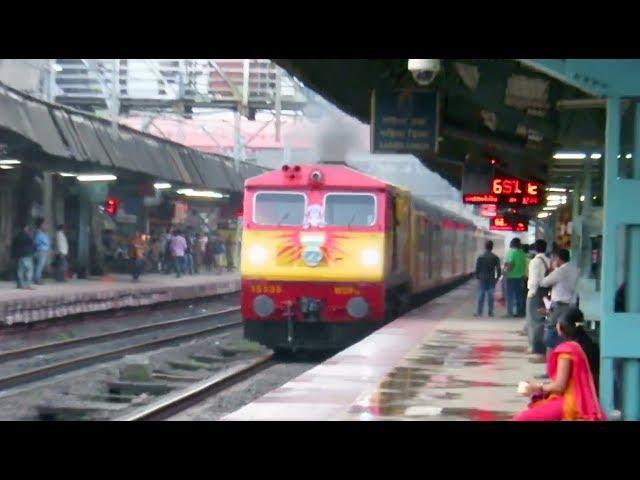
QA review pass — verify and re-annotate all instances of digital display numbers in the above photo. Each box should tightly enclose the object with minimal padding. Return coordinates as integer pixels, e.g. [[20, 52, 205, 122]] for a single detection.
[[463, 177, 541, 206], [491, 178, 538, 196], [490, 216, 529, 232]]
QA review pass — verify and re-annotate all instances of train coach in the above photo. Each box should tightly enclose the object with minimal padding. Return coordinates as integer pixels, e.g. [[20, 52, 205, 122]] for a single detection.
[[240, 164, 502, 352]]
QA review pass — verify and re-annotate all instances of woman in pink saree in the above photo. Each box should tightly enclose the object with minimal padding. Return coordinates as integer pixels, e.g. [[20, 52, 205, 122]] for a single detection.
[[513, 307, 605, 421]]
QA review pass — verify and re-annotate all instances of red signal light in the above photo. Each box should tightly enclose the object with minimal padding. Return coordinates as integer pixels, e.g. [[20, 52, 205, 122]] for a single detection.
[[105, 197, 119, 216], [489, 157, 498, 166]]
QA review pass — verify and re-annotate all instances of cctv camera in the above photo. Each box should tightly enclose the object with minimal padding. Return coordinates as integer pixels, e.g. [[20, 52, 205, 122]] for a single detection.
[[408, 59, 441, 86]]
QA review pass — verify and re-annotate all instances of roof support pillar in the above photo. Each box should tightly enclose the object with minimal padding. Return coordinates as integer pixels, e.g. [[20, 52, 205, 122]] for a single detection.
[[570, 177, 582, 271], [275, 66, 282, 143], [599, 96, 620, 417], [622, 103, 640, 420], [579, 155, 593, 277], [110, 59, 120, 135], [42, 172, 53, 245], [600, 96, 640, 420], [76, 193, 91, 279], [233, 110, 242, 172]]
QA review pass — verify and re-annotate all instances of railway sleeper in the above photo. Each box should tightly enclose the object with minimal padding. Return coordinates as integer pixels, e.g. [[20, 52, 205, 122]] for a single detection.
[[37, 400, 129, 421], [107, 380, 180, 397], [166, 360, 211, 371], [85, 393, 141, 403], [152, 372, 205, 382], [190, 353, 226, 364]]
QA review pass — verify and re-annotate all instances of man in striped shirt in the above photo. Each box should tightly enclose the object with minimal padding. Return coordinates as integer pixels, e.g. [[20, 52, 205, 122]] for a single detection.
[[526, 239, 550, 361]]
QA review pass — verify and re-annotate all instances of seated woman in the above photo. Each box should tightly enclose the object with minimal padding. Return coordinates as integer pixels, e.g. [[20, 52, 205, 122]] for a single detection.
[[513, 307, 605, 421]]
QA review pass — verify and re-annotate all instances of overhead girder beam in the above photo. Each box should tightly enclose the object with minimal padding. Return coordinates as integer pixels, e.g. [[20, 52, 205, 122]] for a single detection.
[[557, 98, 632, 112], [520, 59, 640, 98]]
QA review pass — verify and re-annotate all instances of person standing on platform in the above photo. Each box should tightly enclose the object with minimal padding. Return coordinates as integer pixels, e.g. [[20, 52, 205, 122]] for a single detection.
[[521, 243, 531, 319], [540, 249, 580, 352], [170, 229, 187, 278], [130, 230, 146, 282], [194, 232, 207, 274], [526, 239, 550, 362], [149, 235, 161, 272], [32, 218, 50, 285], [160, 226, 172, 274], [54, 224, 69, 282], [204, 234, 214, 273], [184, 229, 195, 275], [503, 237, 526, 318], [225, 234, 234, 271], [473, 240, 501, 317], [11, 223, 35, 290], [211, 233, 226, 275]]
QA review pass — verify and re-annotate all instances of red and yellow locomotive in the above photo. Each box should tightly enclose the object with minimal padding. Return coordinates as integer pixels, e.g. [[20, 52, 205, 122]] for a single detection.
[[240, 164, 500, 352]]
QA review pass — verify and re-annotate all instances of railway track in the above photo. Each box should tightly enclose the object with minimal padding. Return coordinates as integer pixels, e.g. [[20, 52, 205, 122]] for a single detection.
[[0, 307, 242, 392], [115, 353, 275, 421]]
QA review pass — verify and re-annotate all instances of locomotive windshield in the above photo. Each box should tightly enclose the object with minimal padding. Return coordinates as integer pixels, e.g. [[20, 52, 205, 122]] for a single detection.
[[324, 193, 376, 227], [254, 192, 306, 226]]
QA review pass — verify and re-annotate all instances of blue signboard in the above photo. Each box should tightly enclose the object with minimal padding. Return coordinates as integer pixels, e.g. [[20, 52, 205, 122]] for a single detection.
[[371, 90, 439, 154]]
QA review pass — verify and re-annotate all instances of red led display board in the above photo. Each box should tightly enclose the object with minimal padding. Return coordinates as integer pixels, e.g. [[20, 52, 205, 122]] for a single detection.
[[463, 193, 499, 204], [489, 215, 529, 232], [490, 178, 537, 196], [514, 220, 528, 232], [464, 177, 541, 206]]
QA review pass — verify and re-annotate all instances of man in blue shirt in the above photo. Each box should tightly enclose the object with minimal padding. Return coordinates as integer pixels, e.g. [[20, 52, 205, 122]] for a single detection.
[[33, 218, 51, 285], [212, 233, 226, 275], [11, 223, 35, 289]]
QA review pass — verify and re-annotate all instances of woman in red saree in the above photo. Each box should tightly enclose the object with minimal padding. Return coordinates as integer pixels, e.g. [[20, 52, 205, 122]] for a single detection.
[[513, 307, 605, 421]]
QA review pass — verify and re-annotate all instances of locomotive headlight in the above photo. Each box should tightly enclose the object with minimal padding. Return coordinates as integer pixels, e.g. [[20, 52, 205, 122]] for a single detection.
[[361, 248, 380, 267], [248, 245, 267, 264], [302, 247, 323, 267]]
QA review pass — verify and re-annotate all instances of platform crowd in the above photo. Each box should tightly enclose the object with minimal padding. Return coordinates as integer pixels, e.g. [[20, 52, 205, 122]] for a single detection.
[[129, 227, 234, 282], [474, 238, 605, 421], [10, 219, 69, 290], [9, 219, 236, 288]]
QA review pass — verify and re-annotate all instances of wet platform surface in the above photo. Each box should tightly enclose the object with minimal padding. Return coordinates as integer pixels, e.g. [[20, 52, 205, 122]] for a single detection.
[[224, 282, 541, 421], [0, 273, 239, 325]]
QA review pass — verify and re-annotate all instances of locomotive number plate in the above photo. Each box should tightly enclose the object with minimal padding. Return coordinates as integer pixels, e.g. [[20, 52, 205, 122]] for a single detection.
[[250, 284, 283, 294], [334, 286, 361, 295]]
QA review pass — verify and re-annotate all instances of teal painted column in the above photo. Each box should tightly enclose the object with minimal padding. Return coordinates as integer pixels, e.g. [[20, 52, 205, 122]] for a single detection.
[[622, 102, 640, 420], [580, 156, 593, 277], [601, 98, 640, 420], [570, 179, 581, 270], [599, 96, 620, 415]]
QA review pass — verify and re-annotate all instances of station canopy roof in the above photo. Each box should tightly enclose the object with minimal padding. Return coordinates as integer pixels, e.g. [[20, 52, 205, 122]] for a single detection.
[[274, 59, 620, 192], [0, 81, 268, 192]]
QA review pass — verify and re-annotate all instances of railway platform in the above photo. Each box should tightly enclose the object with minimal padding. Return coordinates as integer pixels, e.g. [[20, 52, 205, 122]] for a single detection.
[[0, 272, 239, 326], [224, 281, 544, 421]]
